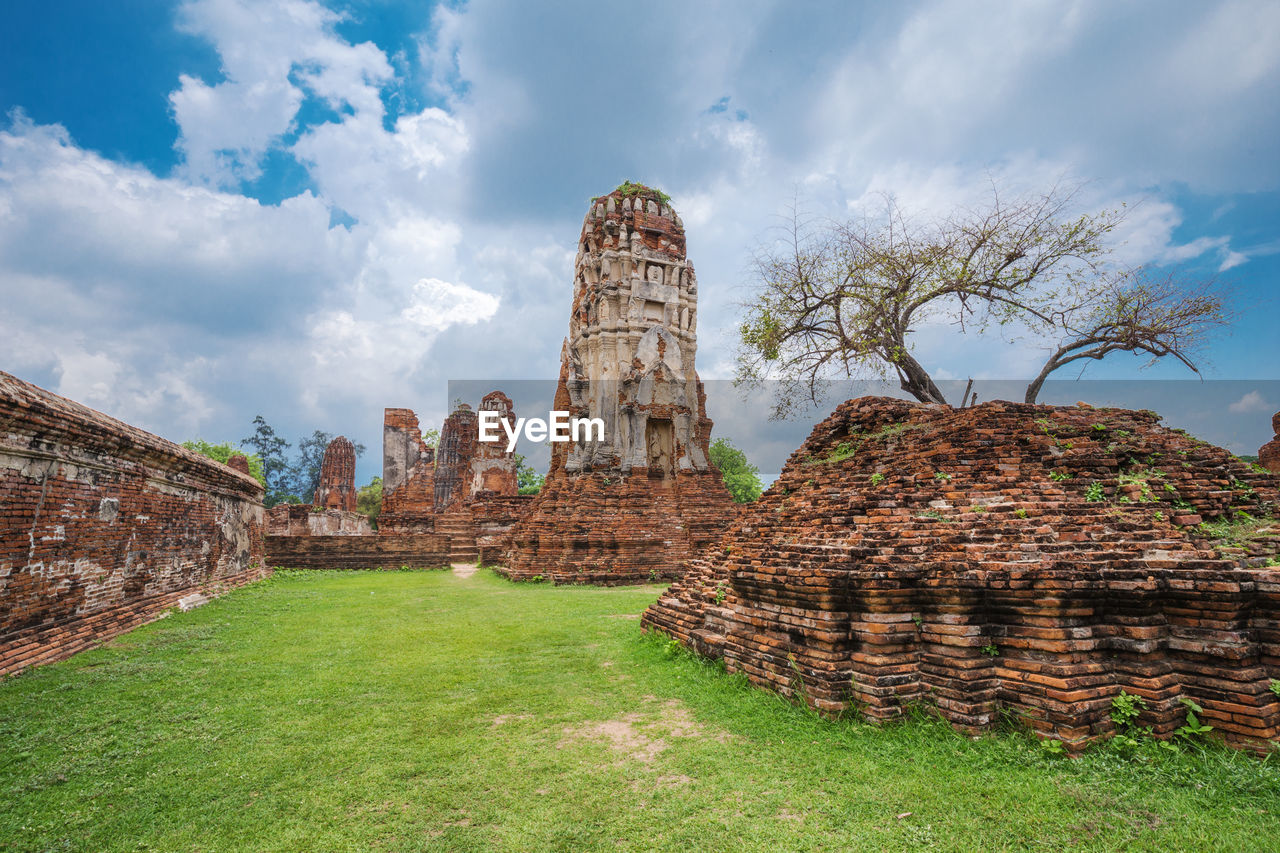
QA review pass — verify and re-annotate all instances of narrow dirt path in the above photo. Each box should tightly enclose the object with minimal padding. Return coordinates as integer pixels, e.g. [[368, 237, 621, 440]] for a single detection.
[[451, 562, 479, 578]]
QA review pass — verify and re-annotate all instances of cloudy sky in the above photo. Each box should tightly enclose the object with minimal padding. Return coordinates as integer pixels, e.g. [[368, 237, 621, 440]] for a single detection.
[[2, 0, 1278, 487]]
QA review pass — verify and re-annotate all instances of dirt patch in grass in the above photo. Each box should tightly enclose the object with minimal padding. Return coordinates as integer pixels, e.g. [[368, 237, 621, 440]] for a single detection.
[[451, 563, 479, 578], [562, 714, 668, 764], [559, 697, 729, 765]]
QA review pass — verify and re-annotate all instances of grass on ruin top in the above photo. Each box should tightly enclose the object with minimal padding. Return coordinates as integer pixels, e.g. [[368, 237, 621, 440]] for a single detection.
[[2, 570, 1278, 852], [608, 180, 671, 205]]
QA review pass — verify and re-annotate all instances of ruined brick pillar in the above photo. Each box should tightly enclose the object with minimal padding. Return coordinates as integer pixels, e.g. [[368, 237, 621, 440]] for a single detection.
[[1260, 411, 1280, 474], [503, 184, 735, 584], [226, 453, 251, 476], [435, 403, 479, 511], [470, 391, 519, 496], [313, 435, 357, 512], [380, 408, 437, 534]]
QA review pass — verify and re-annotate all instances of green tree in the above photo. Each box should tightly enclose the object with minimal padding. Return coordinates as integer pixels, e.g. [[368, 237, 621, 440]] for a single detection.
[[738, 185, 1229, 414], [357, 476, 382, 528], [515, 454, 544, 496], [709, 438, 763, 503], [181, 440, 266, 487], [288, 431, 367, 504], [242, 416, 293, 507]]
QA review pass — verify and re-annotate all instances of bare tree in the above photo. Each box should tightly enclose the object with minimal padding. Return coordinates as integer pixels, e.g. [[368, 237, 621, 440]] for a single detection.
[[737, 184, 1229, 414], [1024, 273, 1229, 403]]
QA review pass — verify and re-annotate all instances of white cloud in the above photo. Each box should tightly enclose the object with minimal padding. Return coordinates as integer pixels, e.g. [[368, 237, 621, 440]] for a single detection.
[[417, 3, 468, 104], [1108, 199, 1249, 272], [0, 75, 493, 445], [171, 0, 394, 187], [1229, 390, 1273, 414], [694, 112, 766, 181], [291, 107, 469, 221]]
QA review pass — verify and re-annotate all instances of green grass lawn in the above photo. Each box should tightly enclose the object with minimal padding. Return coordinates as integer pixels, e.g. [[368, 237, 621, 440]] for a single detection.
[[2, 569, 1278, 852]]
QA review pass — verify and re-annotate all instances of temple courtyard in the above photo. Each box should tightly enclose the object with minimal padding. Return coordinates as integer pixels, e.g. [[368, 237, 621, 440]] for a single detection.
[[2, 568, 1277, 852]]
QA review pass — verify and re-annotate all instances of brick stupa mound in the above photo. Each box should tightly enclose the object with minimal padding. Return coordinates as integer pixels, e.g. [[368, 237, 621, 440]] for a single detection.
[[502, 184, 735, 584], [643, 397, 1280, 751]]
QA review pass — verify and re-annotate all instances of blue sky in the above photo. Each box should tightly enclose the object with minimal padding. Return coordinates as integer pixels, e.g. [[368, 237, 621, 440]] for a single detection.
[[2, 0, 1278, 487]]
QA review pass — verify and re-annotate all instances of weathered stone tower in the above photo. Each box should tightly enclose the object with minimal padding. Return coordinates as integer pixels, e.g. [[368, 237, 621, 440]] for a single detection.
[[503, 184, 735, 584], [434, 404, 479, 510], [469, 391, 519, 497], [313, 435, 357, 512]]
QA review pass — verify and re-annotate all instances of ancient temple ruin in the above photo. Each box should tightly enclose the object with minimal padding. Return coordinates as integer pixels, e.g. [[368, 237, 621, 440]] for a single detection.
[[503, 184, 735, 584], [469, 391, 520, 497], [379, 392, 529, 562], [380, 407, 439, 534], [265, 435, 371, 537], [314, 436, 358, 511], [434, 404, 479, 511], [644, 397, 1280, 751]]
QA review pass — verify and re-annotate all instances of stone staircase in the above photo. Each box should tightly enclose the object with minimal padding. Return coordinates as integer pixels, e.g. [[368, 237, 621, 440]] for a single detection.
[[436, 511, 478, 564]]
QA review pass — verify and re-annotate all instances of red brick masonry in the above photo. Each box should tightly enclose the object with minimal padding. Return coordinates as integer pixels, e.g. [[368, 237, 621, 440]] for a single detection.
[[643, 397, 1280, 751], [264, 534, 449, 570], [1260, 411, 1280, 474], [1, 370, 267, 676]]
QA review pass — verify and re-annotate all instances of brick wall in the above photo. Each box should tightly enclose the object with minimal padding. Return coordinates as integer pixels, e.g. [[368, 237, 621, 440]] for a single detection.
[[264, 534, 449, 570], [644, 397, 1280, 751], [265, 504, 372, 536], [504, 467, 737, 584], [1, 370, 267, 676]]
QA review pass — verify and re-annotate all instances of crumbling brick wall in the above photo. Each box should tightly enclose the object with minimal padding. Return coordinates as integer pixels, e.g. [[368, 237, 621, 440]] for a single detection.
[[471, 494, 534, 564], [644, 397, 1280, 751], [0, 370, 267, 675], [227, 453, 251, 476], [380, 407, 437, 534], [265, 503, 371, 536], [264, 534, 448, 570]]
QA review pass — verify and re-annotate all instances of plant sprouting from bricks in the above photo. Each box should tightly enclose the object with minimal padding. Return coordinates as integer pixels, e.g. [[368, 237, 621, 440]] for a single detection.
[[1111, 690, 1146, 730], [1175, 698, 1213, 741]]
